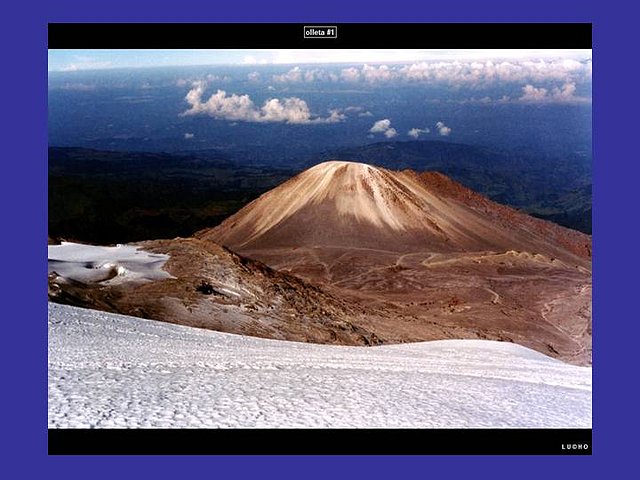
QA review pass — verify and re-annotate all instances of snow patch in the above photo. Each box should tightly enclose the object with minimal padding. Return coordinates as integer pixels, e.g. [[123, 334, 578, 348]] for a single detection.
[[48, 242, 173, 285]]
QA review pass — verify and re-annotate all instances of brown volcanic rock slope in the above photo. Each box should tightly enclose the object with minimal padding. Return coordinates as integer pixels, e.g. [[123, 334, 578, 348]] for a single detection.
[[48, 237, 383, 346], [201, 161, 590, 264], [199, 161, 592, 365]]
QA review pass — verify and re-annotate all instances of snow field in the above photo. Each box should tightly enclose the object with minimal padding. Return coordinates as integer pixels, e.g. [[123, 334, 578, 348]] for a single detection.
[[48, 303, 591, 428]]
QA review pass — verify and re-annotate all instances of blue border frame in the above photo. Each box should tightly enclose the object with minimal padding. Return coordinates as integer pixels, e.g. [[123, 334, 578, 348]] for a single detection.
[[6, 0, 634, 477]]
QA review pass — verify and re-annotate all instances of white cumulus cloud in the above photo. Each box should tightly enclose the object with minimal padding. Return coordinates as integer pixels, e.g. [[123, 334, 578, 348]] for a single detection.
[[435, 121, 452, 136], [184, 133, 195, 139], [520, 84, 549, 102], [273, 66, 303, 83], [370, 119, 392, 133], [519, 82, 585, 103], [384, 128, 398, 138], [552, 82, 577, 100], [408, 127, 430, 138], [370, 119, 397, 138], [340, 67, 361, 82], [361, 64, 396, 82], [181, 82, 344, 124]]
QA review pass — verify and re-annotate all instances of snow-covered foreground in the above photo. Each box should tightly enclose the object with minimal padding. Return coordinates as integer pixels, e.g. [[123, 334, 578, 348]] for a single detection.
[[48, 303, 592, 428], [48, 242, 172, 284]]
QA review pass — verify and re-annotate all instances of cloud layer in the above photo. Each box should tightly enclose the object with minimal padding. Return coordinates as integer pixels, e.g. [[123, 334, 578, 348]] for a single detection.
[[181, 82, 344, 124], [271, 59, 591, 87]]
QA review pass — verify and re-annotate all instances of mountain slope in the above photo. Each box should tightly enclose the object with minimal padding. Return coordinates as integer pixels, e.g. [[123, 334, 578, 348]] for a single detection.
[[317, 141, 592, 233], [48, 238, 381, 346], [201, 160, 590, 264], [48, 161, 592, 365], [197, 161, 591, 365]]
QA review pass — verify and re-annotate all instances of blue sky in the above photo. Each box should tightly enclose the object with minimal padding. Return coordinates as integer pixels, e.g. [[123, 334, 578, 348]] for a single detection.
[[48, 49, 592, 72]]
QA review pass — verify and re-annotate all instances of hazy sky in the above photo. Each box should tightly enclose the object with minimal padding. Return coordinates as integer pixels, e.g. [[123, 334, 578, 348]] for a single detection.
[[48, 49, 592, 72]]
